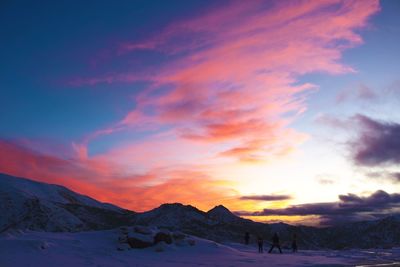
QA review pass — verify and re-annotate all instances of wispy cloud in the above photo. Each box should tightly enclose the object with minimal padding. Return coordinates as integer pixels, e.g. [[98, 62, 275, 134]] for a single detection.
[[240, 194, 292, 201], [366, 171, 400, 183], [75, 0, 379, 164], [336, 83, 378, 103]]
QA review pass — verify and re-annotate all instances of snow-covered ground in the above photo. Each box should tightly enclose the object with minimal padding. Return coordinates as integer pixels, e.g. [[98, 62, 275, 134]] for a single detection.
[[1, 230, 400, 267]]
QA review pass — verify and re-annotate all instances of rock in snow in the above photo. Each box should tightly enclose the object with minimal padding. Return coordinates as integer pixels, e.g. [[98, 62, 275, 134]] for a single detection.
[[119, 226, 185, 249], [127, 231, 154, 249]]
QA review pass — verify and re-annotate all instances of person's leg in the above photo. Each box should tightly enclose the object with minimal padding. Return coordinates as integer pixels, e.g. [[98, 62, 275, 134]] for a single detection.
[[278, 245, 282, 254], [268, 245, 274, 253]]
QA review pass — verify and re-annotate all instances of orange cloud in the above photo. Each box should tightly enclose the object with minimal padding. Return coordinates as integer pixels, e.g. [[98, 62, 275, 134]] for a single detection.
[[0, 140, 240, 211]]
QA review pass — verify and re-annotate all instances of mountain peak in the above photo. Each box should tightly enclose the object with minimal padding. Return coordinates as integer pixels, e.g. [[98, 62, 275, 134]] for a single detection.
[[207, 205, 241, 223], [159, 203, 184, 208], [208, 205, 231, 213], [157, 203, 200, 212]]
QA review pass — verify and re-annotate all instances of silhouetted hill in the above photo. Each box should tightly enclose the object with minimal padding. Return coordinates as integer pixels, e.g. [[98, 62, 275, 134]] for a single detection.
[[319, 215, 400, 249], [1, 173, 399, 249], [207, 205, 245, 223]]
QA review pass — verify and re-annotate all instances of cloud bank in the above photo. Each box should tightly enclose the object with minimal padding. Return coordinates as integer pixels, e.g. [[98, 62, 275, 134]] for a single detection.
[[237, 190, 400, 226]]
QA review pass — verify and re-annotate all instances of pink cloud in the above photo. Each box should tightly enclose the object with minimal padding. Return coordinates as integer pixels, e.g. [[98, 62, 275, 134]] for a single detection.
[[87, 0, 379, 163]]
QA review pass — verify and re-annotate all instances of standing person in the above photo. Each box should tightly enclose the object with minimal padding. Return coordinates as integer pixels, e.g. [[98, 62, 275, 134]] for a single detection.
[[268, 232, 282, 254], [292, 233, 298, 253], [257, 236, 264, 253], [245, 232, 250, 245]]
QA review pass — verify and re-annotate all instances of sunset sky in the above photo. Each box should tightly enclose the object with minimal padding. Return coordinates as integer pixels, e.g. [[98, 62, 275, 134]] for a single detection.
[[1, 0, 400, 226]]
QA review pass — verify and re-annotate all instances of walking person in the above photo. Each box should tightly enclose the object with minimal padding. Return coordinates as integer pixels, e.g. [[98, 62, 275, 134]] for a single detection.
[[245, 232, 250, 245], [257, 236, 264, 253], [292, 233, 298, 253], [268, 232, 282, 254]]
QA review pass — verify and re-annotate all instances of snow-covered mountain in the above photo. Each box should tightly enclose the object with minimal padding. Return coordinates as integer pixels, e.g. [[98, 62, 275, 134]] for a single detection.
[[319, 215, 400, 249], [136, 203, 209, 228], [134, 203, 274, 244], [2, 173, 400, 249], [134, 203, 400, 249], [0, 173, 135, 232]]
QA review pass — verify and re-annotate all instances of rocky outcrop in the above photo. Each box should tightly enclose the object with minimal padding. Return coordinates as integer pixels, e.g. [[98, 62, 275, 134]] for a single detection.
[[127, 232, 154, 249], [154, 231, 172, 244], [117, 226, 194, 251]]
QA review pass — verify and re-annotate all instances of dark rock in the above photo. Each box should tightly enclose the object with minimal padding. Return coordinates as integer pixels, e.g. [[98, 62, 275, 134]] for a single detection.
[[127, 233, 154, 249], [154, 232, 172, 244]]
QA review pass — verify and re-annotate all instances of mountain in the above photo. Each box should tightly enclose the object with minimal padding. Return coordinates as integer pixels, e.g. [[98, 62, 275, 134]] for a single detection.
[[207, 205, 243, 223], [136, 203, 209, 227], [319, 215, 400, 249], [0, 173, 135, 232], [134, 203, 276, 244], [1, 173, 400, 249], [135, 203, 400, 249]]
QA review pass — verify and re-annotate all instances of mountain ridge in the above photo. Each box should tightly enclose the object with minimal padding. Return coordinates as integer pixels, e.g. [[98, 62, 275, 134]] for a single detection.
[[0, 173, 135, 233], [1, 172, 399, 249]]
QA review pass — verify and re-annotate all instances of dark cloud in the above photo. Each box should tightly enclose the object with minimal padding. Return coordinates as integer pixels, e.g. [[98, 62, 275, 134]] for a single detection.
[[318, 214, 377, 226], [236, 190, 400, 226], [239, 194, 291, 201], [353, 114, 400, 166]]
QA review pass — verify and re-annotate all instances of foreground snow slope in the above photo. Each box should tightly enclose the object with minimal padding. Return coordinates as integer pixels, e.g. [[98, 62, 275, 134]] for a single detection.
[[1, 230, 400, 267]]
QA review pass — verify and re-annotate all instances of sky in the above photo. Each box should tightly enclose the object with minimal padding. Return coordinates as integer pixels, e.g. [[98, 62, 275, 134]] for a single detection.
[[1, 0, 400, 226]]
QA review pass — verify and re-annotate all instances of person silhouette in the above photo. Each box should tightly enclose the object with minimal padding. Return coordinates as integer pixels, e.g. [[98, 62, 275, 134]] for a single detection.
[[292, 233, 298, 253], [245, 232, 250, 245], [268, 232, 282, 254], [257, 236, 264, 253]]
